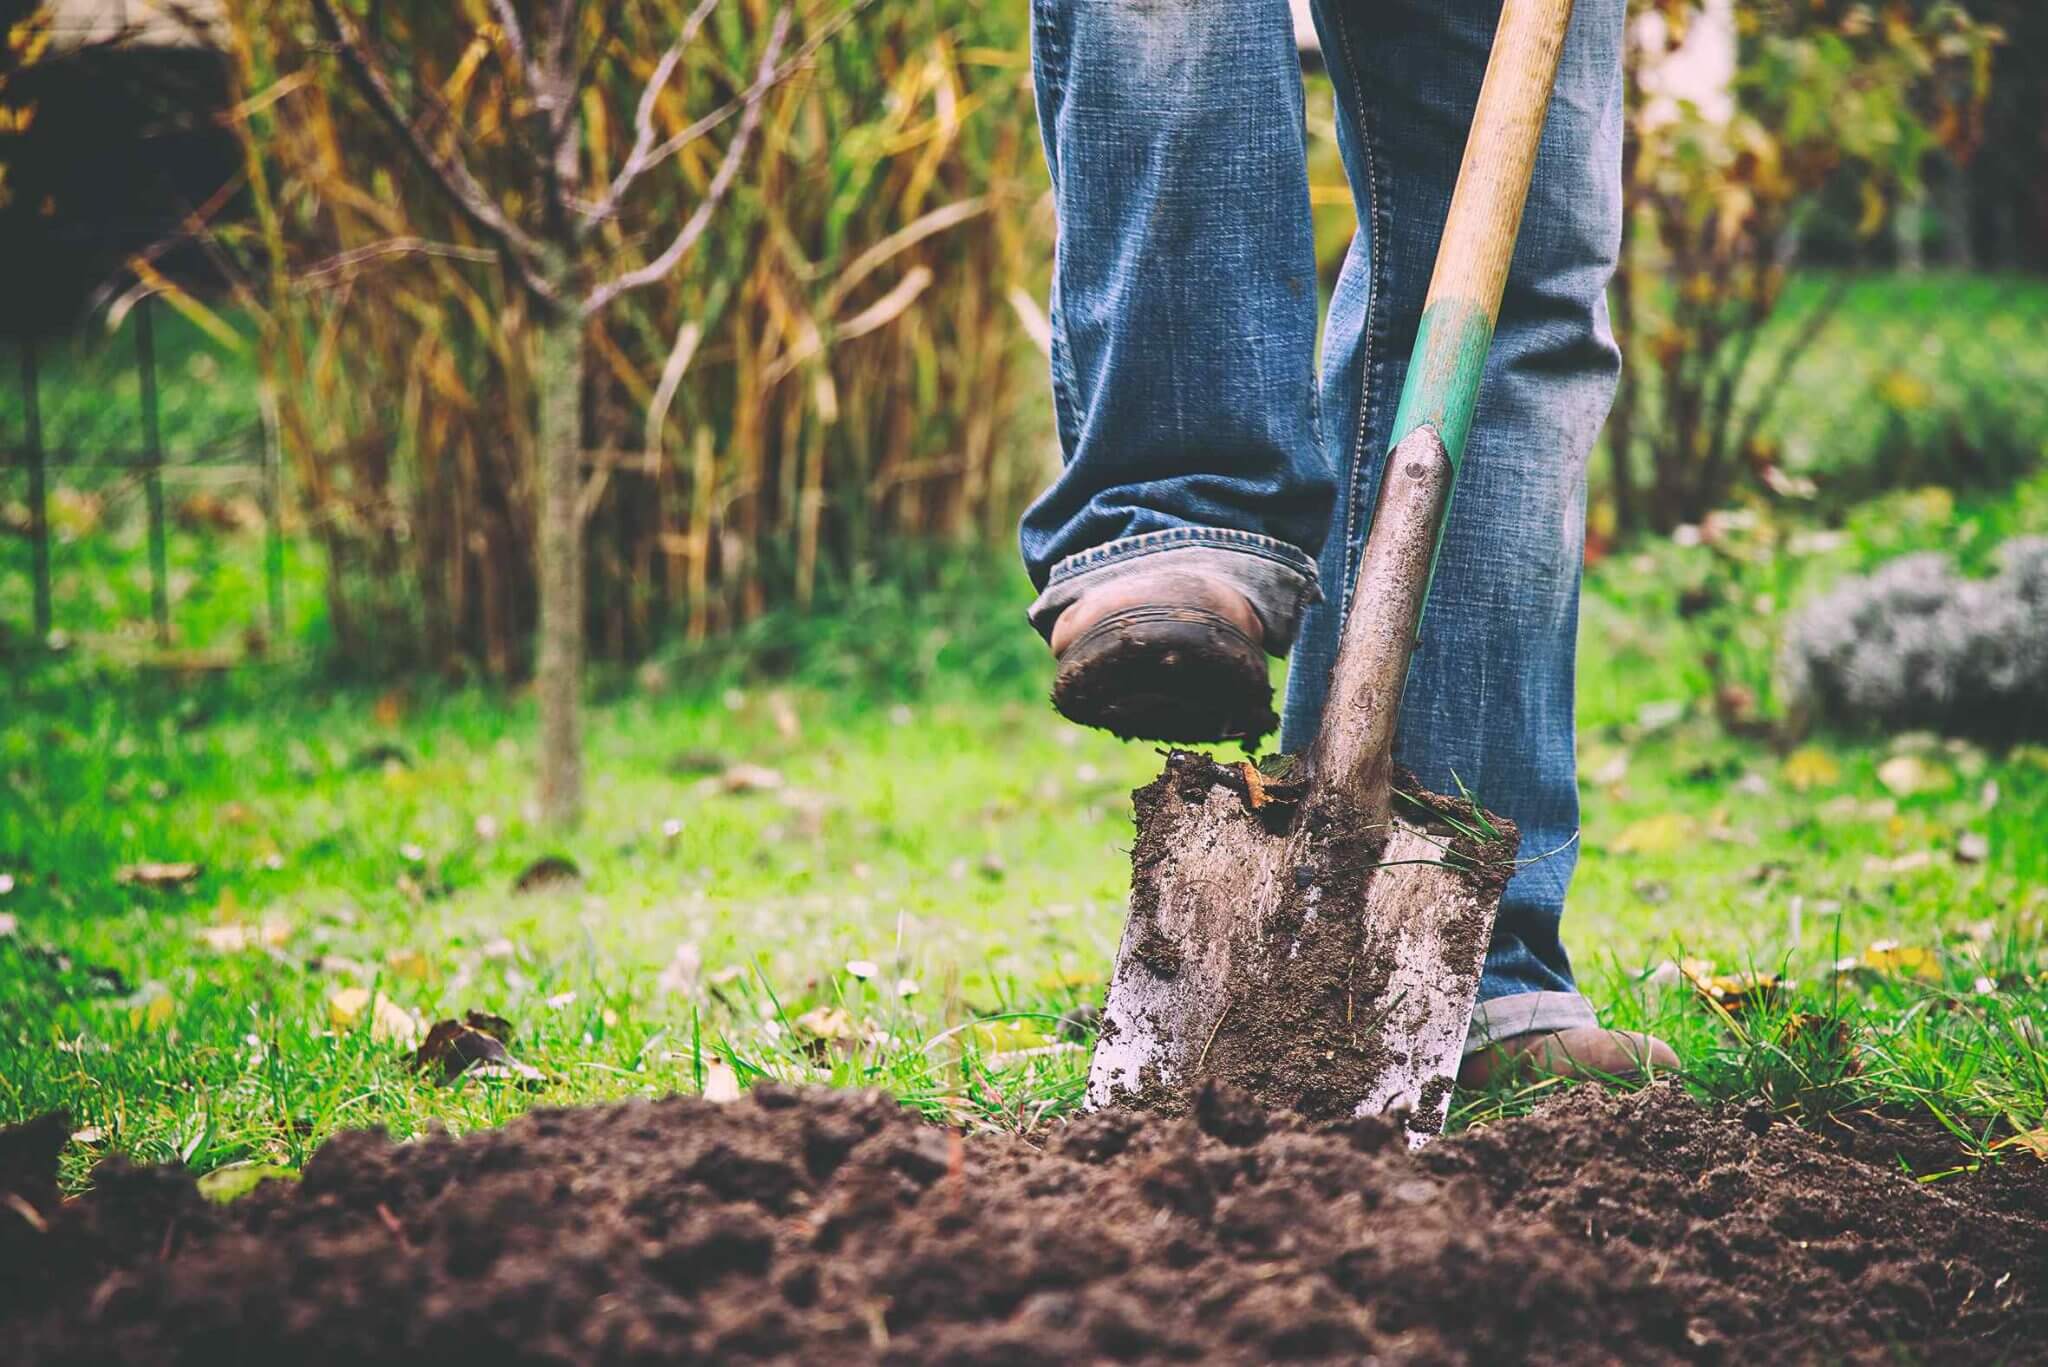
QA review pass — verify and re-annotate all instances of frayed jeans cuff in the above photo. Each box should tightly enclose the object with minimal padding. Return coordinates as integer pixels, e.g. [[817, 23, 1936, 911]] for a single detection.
[[1027, 528, 1321, 655], [1463, 991, 1599, 1057]]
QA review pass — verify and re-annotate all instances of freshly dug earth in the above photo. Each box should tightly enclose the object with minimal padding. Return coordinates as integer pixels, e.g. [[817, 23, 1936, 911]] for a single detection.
[[6, 1083, 2047, 1364]]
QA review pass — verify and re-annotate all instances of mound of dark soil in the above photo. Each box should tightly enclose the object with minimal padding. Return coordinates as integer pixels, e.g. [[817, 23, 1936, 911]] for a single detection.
[[5, 1083, 2045, 1364]]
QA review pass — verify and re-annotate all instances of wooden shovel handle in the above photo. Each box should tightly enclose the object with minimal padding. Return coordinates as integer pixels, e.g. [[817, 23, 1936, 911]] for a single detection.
[[1305, 0, 1575, 814], [1387, 0, 1576, 469]]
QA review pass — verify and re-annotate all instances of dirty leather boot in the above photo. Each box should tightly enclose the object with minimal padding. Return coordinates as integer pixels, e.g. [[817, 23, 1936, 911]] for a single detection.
[[1457, 1027, 1679, 1088], [1048, 569, 1276, 745]]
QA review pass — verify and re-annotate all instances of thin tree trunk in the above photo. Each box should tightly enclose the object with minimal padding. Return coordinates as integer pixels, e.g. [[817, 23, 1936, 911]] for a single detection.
[[1938, 158, 1975, 270], [536, 304, 586, 830], [1894, 179, 1926, 273]]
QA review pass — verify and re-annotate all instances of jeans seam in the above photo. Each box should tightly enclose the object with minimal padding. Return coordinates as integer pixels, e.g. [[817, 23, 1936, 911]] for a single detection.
[[1333, 10, 1385, 626], [1044, 527, 1320, 586]]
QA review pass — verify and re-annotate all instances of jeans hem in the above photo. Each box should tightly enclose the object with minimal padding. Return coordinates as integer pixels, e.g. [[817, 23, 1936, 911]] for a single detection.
[[1028, 529, 1321, 655], [1462, 990, 1600, 1057]]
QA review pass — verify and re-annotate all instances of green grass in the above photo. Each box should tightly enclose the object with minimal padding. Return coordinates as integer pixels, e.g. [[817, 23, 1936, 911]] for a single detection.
[[7, 470, 2048, 1192], [4, 269, 2047, 1190]]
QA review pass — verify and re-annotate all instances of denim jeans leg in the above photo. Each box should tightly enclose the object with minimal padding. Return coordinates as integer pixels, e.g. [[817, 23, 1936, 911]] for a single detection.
[[1285, 0, 1627, 1046], [1020, 0, 1333, 650]]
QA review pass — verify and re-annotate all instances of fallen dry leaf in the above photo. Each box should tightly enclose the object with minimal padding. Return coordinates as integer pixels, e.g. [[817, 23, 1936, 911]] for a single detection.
[[1611, 811, 1693, 857], [117, 862, 201, 890], [1876, 754, 1953, 799], [384, 947, 434, 981], [1585, 747, 1630, 787], [1779, 746, 1841, 792], [194, 918, 290, 954], [327, 986, 368, 1027], [0, 912, 16, 938], [795, 1005, 856, 1040], [512, 855, 581, 893], [372, 995, 423, 1046], [412, 1013, 543, 1085], [656, 943, 702, 998], [462, 1008, 515, 1041], [1955, 831, 1991, 864], [794, 1006, 891, 1060], [1860, 940, 1940, 980], [715, 763, 785, 795], [1240, 760, 1271, 810], [329, 987, 422, 1046], [0, 872, 16, 896], [1680, 960, 1785, 1014], [768, 691, 801, 740], [372, 688, 407, 727], [702, 1061, 742, 1103], [129, 990, 176, 1030], [1994, 1130, 2048, 1162], [1634, 699, 1686, 735], [1773, 1011, 1858, 1069]]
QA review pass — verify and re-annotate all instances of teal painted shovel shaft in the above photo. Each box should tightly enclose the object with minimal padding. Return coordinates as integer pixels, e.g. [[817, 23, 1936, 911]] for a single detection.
[[1304, 0, 1575, 813], [1387, 0, 1577, 475]]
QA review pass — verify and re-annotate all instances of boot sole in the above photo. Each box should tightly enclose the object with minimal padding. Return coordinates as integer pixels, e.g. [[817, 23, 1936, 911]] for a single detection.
[[1051, 605, 1276, 747]]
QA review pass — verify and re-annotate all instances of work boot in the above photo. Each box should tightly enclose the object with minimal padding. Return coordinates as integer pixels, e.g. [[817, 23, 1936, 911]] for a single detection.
[[1457, 1027, 1678, 1089], [1048, 569, 1276, 745]]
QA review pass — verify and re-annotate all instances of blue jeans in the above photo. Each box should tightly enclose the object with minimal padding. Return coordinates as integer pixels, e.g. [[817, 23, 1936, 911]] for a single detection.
[[1022, 0, 1625, 1049]]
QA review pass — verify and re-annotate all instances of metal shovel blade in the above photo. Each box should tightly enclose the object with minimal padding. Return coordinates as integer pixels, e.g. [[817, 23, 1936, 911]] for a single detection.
[[1083, 751, 1514, 1144]]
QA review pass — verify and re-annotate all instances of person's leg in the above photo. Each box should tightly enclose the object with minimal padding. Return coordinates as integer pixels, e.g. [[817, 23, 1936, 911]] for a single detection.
[[1288, 0, 1634, 1055], [1021, 0, 1333, 741]]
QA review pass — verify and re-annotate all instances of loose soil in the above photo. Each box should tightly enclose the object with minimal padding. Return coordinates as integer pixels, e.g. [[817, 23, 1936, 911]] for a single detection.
[[7, 1082, 2046, 1364]]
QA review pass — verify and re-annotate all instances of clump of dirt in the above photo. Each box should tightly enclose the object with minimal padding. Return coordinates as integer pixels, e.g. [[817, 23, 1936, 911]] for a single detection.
[[7, 1083, 2044, 1363]]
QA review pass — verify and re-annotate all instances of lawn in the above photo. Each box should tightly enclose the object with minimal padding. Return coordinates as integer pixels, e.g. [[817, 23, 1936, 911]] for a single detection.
[[6, 461, 2048, 1192], [4, 271, 2047, 1191]]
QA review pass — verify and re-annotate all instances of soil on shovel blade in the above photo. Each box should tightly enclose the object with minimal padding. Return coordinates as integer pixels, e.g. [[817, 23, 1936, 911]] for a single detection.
[[5, 1082, 2046, 1364]]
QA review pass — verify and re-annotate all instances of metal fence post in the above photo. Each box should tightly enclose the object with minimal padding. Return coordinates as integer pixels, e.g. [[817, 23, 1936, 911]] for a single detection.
[[21, 338, 53, 641], [135, 298, 170, 644]]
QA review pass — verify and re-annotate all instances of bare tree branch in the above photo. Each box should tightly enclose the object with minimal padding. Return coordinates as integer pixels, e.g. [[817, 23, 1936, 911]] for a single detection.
[[546, 0, 580, 78], [310, 0, 560, 306], [583, 0, 874, 218], [295, 237, 502, 290], [587, 0, 721, 219], [821, 196, 986, 314], [487, 0, 536, 85], [578, 314, 703, 519], [582, 7, 792, 317]]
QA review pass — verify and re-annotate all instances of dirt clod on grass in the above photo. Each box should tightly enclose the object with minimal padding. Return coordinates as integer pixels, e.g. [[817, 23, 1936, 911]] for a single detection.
[[6, 1083, 2045, 1364]]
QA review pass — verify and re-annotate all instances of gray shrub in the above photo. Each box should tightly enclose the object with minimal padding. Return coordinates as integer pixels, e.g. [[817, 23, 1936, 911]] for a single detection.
[[1779, 537, 2048, 737]]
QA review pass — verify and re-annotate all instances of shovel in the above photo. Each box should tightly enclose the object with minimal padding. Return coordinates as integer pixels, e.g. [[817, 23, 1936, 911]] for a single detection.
[[1084, 0, 1577, 1142]]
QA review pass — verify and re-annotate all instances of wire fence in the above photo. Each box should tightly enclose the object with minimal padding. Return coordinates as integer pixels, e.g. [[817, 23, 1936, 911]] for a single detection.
[[2, 296, 285, 655]]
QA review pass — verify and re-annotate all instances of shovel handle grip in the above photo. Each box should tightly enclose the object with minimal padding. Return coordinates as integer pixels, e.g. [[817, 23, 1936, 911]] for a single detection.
[[1306, 0, 1574, 812]]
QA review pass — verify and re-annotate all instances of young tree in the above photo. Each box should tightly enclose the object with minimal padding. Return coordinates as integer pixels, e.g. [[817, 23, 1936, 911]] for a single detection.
[[305, 0, 795, 828], [1609, 0, 1998, 534]]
